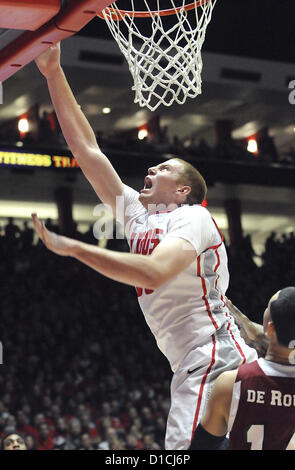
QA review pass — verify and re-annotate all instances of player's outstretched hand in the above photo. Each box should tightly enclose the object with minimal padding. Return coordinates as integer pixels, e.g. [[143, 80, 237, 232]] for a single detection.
[[35, 41, 61, 79], [32, 213, 77, 257]]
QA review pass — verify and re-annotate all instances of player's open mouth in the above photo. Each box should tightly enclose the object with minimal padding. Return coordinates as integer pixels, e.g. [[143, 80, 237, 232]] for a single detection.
[[141, 176, 153, 192]]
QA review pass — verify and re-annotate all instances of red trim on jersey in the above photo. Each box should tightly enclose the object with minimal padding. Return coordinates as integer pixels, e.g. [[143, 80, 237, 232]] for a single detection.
[[214, 249, 220, 289], [197, 256, 219, 331], [203, 218, 223, 252], [191, 334, 216, 438], [227, 318, 246, 364]]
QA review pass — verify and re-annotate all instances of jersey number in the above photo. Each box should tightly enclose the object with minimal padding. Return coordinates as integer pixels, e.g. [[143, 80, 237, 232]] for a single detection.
[[247, 425, 295, 450], [136, 287, 154, 297], [133, 228, 163, 298]]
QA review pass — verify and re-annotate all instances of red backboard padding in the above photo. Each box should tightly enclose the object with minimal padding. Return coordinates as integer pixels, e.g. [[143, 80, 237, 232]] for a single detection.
[[0, 0, 61, 31], [0, 0, 113, 82]]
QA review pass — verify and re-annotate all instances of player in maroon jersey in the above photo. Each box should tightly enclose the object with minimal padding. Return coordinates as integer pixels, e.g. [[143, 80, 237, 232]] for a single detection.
[[189, 286, 295, 450]]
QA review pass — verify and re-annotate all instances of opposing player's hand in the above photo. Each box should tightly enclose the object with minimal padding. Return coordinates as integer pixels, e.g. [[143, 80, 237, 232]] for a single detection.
[[225, 297, 244, 325], [226, 296, 269, 355], [32, 213, 77, 257], [35, 42, 61, 78]]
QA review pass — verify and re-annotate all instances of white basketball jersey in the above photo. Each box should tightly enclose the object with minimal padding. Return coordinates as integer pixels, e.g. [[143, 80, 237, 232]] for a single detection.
[[122, 185, 231, 372]]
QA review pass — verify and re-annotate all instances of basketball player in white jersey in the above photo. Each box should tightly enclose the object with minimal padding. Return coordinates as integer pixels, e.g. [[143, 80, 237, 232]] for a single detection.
[[32, 42, 257, 450]]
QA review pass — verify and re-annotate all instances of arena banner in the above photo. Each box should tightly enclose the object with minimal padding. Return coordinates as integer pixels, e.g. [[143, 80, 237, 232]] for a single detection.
[[0, 148, 79, 169]]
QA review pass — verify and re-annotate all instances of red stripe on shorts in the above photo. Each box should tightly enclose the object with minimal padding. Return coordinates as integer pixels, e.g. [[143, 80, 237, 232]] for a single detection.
[[191, 334, 216, 439]]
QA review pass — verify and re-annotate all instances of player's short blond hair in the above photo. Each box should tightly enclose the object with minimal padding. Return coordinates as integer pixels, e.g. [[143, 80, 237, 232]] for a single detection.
[[174, 158, 207, 205]]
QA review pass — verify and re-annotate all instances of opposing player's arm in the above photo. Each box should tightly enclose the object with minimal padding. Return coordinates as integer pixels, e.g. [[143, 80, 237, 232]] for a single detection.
[[189, 370, 237, 450], [226, 298, 269, 355], [31, 215, 196, 289], [201, 370, 237, 435], [35, 43, 124, 213]]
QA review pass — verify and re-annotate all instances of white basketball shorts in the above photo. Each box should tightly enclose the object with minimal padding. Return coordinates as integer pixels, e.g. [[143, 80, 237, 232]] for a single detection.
[[165, 323, 258, 450]]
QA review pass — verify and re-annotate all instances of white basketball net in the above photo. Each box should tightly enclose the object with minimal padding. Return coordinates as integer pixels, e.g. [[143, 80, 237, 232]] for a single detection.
[[100, 0, 217, 111]]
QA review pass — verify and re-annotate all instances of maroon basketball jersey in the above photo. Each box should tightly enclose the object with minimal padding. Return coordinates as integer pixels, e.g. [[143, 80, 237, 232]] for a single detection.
[[228, 358, 295, 450]]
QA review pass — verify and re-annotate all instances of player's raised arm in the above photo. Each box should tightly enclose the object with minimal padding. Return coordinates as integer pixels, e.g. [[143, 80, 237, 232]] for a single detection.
[[35, 42, 124, 213]]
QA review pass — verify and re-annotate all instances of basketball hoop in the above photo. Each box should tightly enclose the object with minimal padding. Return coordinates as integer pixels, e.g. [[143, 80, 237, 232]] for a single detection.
[[97, 0, 217, 111]]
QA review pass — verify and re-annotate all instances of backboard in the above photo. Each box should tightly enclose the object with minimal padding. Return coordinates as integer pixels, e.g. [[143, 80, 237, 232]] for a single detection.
[[0, 0, 113, 83]]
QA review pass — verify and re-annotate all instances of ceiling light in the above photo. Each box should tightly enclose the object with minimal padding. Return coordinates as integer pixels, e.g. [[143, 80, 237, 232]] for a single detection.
[[138, 128, 148, 140], [247, 139, 258, 154], [102, 107, 111, 114], [18, 118, 29, 134]]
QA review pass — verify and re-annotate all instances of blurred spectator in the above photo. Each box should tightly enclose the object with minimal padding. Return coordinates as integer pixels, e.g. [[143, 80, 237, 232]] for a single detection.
[[109, 437, 126, 450], [54, 417, 69, 440], [141, 407, 156, 434], [142, 433, 161, 450], [98, 426, 118, 450], [37, 423, 54, 450], [4, 218, 20, 246], [53, 436, 68, 450], [125, 432, 142, 450], [4, 415, 17, 435], [65, 419, 82, 450], [80, 411, 99, 440], [24, 434, 38, 450], [16, 410, 39, 441], [79, 433, 96, 450], [19, 221, 34, 249]]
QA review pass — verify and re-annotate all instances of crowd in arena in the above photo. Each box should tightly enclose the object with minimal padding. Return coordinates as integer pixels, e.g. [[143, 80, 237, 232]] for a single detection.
[[0, 216, 294, 450]]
